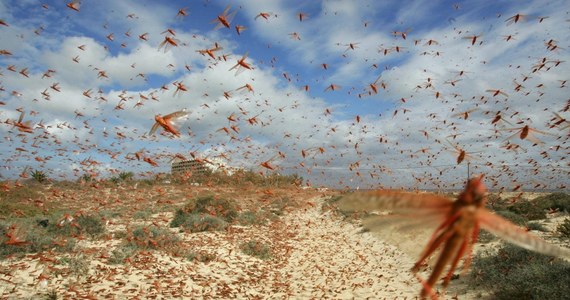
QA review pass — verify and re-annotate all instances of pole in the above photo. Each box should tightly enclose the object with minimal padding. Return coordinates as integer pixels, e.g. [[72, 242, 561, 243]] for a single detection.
[[467, 161, 470, 181]]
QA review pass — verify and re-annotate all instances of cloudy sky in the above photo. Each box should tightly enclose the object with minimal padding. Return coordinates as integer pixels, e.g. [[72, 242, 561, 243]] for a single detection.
[[1, 0, 569, 190]]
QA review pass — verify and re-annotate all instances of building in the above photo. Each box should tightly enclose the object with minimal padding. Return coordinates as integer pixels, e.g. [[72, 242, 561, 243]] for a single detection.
[[170, 159, 211, 177]]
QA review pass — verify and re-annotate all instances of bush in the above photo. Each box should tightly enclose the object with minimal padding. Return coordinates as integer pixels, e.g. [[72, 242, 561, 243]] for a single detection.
[[237, 210, 269, 226], [485, 193, 507, 210], [495, 210, 528, 226], [557, 218, 570, 238], [48, 214, 105, 238], [133, 209, 152, 220], [527, 222, 548, 232], [108, 244, 137, 264], [80, 173, 94, 182], [186, 250, 216, 263], [508, 200, 546, 221], [170, 195, 239, 232], [186, 195, 238, 222], [170, 211, 227, 232], [31, 170, 48, 183], [535, 193, 570, 213], [58, 254, 89, 278], [118, 172, 134, 181], [128, 225, 179, 250], [269, 196, 292, 216], [240, 240, 271, 260], [469, 244, 570, 299], [0, 220, 76, 259]]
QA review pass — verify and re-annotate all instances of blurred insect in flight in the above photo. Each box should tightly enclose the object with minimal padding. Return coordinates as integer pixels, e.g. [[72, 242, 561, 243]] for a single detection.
[[337, 175, 570, 299]]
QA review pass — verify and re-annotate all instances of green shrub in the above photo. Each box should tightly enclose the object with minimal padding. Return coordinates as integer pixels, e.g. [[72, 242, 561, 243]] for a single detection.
[[128, 225, 179, 250], [185, 195, 238, 222], [237, 210, 269, 226], [170, 195, 239, 231], [535, 193, 570, 213], [186, 250, 216, 263], [469, 244, 570, 299], [0, 220, 76, 259], [58, 254, 89, 278], [31, 170, 48, 183], [44, 290, 58, 300], [485, 194, 508, 210], [477, 230, 496, 244], [508, 200, 546, 221], [240, 240, 271, 260], [118, 172, 134, 181], [557, 218, 570, 238], [47, 214, 105, 238], [495, 210, 528, 226], [108, 244, 137, 264], [269, 196, 291, 216], [527, 222, 548, 232], [133, 209, 152, 220], [80, 174, 94, 182], [76, 215, 105, 238], [170, 211, 227, 232]]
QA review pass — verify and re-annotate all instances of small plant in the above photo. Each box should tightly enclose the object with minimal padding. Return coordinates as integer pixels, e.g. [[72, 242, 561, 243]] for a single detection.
[[80, 174, 94, 182], [187, 250, 216, 263], [476, 230, 496, 244], [469, 244, 570, 299], [118, 171, 134, 181], [108, 244, 137, 264], [507, 200, 546, 221], [133, 209, 152, 220], [170, 195, 239, 232], [170, 211, 227, 232], [59, 254, 89, 278], [557, 218, 570, 238], [48, 214, 105, 238], [269, 196, 291, 216], [0, 220, 77, 260], [495, 210, 528, 226], [128, 225, 179, 250], [187, 195, 239, 222], [240, 240, 272, 260], [535, 192, 570, 213], [237, 210, 269, 226], [31, 170, 48, 183], [527, 222, 548, 232], [44, 290, 58, 300], [76, 215, 105, 238]]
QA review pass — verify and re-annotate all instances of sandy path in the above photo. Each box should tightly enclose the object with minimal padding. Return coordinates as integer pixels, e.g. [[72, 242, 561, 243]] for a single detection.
[[1, 195, 430, 299], [276, 198, 422, 299]]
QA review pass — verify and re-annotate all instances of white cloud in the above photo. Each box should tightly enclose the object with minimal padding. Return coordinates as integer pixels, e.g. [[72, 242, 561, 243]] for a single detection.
[[1, 0, 569, 190]]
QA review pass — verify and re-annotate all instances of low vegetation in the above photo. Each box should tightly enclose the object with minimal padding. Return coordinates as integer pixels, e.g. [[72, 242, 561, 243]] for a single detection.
[[240, 240, 272, 260], [170, 195, 238, 232], [0, 211, 105, 260], [31, 170, 49, 183], [557, 218, 570, 238], [469, 244, 570, 299]]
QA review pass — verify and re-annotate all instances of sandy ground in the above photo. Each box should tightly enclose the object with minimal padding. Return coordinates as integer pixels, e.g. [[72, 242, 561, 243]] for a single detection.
[[2, 185, 568, 300], [0, 192, 436, 299]]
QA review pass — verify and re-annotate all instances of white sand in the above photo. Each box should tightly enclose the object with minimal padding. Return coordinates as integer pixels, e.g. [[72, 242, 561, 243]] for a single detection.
[[0, 195, 445, 299]]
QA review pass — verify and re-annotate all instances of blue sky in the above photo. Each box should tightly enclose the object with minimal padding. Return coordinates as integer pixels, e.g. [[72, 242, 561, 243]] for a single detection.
[[1, 0, 569, 189]]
